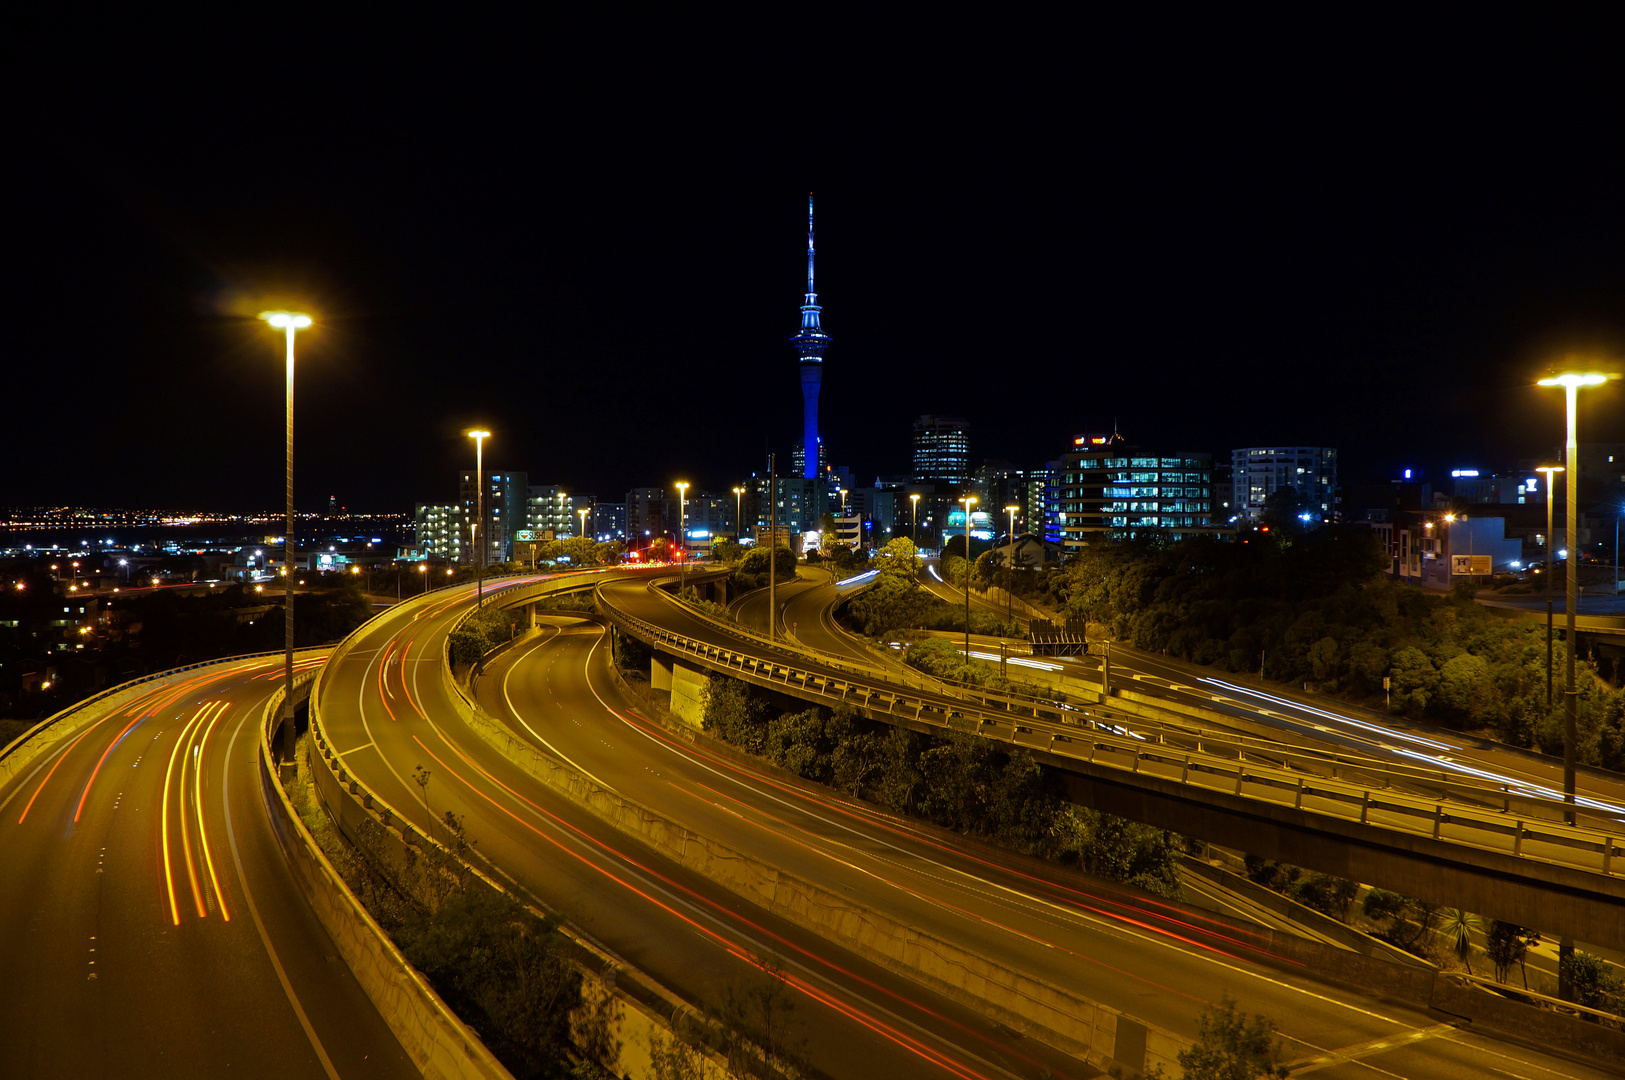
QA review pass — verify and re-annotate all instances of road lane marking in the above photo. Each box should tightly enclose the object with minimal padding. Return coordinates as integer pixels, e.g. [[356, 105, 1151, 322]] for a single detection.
[[219, 706, 342, 1080], [15, 715, 111, 824], [1285, 1022, 1457, 1075]]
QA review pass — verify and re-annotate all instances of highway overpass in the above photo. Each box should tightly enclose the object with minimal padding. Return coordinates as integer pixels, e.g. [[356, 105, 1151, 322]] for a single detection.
[[596, 572, 1625, 954]]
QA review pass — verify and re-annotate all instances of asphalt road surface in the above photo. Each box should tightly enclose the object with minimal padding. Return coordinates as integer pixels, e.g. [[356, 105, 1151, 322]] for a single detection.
[[0, 655, 418, 1079]]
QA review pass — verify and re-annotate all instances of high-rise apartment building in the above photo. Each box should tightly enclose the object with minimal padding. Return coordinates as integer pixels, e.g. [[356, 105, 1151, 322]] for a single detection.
[[525, 485, 575, 539], [912, 416, 970, 489], [460, 470, 528, 565], [413, 504, 463, 563], [626, 487, 675, 544], [1230, 447, 1338, 522]]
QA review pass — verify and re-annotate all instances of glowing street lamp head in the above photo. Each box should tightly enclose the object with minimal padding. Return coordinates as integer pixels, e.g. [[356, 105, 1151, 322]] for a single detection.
[[675, 482, 689, 495], [259, 311, 313, 330], [1538, 372, 1611, 389], [466, 429, 491, 443]]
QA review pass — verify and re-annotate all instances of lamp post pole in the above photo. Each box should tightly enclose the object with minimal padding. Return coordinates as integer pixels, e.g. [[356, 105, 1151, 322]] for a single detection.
[[1006, 504, 1019, 626], [1538, 372, 1613, 827], [1537, 466, 1563, 709], [910, 494, 920, 548], [467, 430, 490, 607], [259, 311, 311, 772], [675, 482, 689, 594], [961, 495, 977, 658], [768, 455, 777, 643], [579, 506, 590, 549], [733, 486, 745, 543]]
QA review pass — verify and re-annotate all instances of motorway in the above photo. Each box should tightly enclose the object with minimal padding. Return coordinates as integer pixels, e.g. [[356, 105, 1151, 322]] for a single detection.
[[496, 574, 1616, 1079], [911, 557, 1625, 835], [0, 654, 417, 1079], [315, 573, 1089, 1080]]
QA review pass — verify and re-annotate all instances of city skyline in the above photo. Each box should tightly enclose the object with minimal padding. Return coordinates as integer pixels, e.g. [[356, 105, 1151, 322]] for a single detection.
[[5, 17, 1623, 514]]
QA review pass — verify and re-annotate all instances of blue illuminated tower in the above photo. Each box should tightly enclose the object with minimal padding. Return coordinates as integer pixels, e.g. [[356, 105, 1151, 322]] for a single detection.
[[790, 193, 831, 479]]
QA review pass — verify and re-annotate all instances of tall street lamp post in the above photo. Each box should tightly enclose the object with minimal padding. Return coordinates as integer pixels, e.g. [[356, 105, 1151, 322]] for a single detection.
[[1537, 371, 1613, 827], [910, 493, 920, 547], [467, 430, 490, 607], [767, 455, 777, 643], [578, 506, 591, 548], [961, 495, 977, 658], [259, 310, 311, 772], [1005, 504, 1020, 625], [1536, 465, 1564, 709], [732, 486, 745, 542], [675, 482, 689, 593]]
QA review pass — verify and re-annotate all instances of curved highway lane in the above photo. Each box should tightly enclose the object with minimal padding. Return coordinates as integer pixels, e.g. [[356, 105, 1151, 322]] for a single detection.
[[0, 656, 417, 1079], [316, 575, 1054, 1080]]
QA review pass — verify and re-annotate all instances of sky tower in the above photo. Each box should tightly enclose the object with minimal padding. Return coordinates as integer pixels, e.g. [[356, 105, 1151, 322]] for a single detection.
[[789, 193, 831, 479]]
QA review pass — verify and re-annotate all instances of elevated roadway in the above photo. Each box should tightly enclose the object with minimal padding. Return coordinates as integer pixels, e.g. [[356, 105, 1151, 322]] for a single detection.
[[0, 653, 417, 1079], [598, 573, 1625, 953]]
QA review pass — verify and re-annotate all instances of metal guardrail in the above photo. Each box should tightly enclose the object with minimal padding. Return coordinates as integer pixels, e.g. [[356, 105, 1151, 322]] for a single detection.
[[596, 585, 1624, 881], [631, 573, 1090, 721]]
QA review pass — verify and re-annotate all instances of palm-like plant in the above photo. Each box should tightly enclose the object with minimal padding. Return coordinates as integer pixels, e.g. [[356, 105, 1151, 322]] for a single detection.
[[1441, 908, 1484, 974]]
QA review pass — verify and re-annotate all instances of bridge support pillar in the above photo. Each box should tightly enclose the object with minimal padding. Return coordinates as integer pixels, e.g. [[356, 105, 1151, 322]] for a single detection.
[[648, 652, 708, 728]]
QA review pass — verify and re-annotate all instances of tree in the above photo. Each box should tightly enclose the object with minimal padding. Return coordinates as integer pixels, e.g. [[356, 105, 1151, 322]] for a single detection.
[[701, 675, 767, 754], [1176, 996, 1288, 1080], [878, 536, 920, 578], [1559, 950, 1625, 1017], [1485, 921, 1539, 987], [1439, 908, 1483, 974]]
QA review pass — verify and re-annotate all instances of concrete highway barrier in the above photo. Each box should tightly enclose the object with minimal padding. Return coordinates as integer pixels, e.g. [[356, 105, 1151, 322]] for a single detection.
[[259, 675, 515, 1080]]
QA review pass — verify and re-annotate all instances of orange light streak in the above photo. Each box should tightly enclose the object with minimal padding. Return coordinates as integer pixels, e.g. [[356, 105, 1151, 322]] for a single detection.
[[161, 704, 214, 924], [192, 700, 232, 920], [17, 715, 110, 824], [75, 671, 218, 823]]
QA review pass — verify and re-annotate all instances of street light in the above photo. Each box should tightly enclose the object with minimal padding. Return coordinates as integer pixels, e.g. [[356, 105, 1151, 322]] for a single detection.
[[733, 486, 745, 542], [960, 495, 977, 658], [259, 309, 311, 772], [419, 562, 429, 593], [578, 506, 591, 547], [675, 482, 689, 593], [1005, 504, 1020, 625], [1536, 465, 1564, 709], [910, 493, 920, 548], [467, 430, 490, 607], [1537, 370, 1615, 825]]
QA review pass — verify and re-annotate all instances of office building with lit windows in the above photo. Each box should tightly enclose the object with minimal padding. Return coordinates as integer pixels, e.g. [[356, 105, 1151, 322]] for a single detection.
[[1052, 434, 1214, 549], [1230, 447, 1338, 523], [912, 415, 970, 489]]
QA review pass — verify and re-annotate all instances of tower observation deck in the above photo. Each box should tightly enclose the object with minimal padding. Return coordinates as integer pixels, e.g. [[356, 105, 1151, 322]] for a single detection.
[[789, 193, 831, 479]]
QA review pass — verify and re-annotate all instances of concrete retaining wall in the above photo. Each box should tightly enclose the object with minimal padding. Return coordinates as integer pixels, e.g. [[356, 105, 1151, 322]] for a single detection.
[[440, 664, 1184, 1077], [258, 682, 513, 1080]]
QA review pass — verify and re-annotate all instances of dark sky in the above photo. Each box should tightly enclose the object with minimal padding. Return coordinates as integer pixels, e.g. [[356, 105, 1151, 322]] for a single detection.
[[6, 13, 1623, 512]]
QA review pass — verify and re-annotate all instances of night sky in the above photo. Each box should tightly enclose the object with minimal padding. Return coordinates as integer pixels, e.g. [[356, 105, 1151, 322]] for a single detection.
[[6, 14, 1623, 513]]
